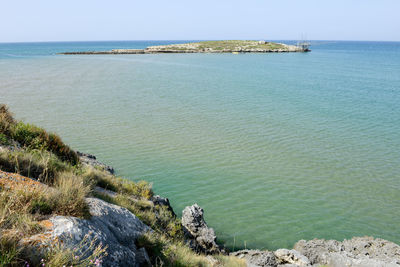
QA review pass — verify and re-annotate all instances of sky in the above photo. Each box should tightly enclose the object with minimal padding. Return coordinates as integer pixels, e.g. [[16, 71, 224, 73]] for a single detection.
[[1, 0, 399, 42]]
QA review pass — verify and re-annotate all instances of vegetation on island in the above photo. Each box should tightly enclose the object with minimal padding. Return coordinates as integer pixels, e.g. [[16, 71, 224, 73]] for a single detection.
[[148, 40, 288, 51], [0, 104, 244, 267]]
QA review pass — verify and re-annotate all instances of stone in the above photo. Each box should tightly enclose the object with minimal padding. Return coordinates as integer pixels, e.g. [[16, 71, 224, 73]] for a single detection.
[[94, 185, 117, 198], [294, 236, 400, 267], [182, 204, 221, 254], [274, 249, 310, 266], [77, 151, 115, 174], [231, 249, 277, 267], [24, 198, 150, 267]]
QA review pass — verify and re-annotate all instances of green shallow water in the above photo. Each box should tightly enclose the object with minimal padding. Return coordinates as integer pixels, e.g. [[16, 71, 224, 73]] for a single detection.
[[1, 41, 399, 250]]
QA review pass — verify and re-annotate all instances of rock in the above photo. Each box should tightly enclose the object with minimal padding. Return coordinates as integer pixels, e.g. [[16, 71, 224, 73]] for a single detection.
[[231, 249, 277, 267], [152, 195, 175, 216], [274, 249, 310, 266], [24, 198, 150, 267], [77, 151, 115, 174], [182, 204, 221, 254], [94, 186, 117, 198], [294, 236, 400, 267]]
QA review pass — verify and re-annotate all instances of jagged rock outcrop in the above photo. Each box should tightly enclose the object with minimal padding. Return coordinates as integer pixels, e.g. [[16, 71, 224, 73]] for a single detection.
[[294, 236, 400, 267], [24, 198, 150, 267], [182, 204, 222, 254], [152, 195, 175, 216], [77, 151, 115, 174]]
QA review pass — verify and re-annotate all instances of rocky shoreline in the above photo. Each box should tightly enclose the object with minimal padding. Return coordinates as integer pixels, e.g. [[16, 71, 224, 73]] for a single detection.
[[58, 40, 310, 55]]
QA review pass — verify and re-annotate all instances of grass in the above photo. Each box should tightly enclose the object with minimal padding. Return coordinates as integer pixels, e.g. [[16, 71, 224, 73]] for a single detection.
[[42, 235, 107, 267], [137, 232, 210, 267], [137, 232, 246, 267], [0, 149, 71, 184], [52, 171, 92, 218], [0, 236, 20, 267], [82, 167, 153, 199]]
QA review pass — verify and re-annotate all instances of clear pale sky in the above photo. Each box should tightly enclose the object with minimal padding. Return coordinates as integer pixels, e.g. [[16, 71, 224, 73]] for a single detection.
[[1, 0, 399, 42]]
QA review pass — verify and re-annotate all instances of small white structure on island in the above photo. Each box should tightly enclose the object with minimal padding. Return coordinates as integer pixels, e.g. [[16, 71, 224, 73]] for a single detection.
[[258, 40, 267, 44]]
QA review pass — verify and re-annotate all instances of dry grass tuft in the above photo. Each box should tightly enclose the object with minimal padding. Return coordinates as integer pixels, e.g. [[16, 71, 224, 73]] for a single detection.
[[52, 171, 92, 218], [43, 235, 107, 267], [0, 149, 71, 184]]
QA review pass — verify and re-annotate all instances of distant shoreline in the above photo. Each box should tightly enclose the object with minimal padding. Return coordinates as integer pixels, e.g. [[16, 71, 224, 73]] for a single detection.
[[58, 40, 310, 55]]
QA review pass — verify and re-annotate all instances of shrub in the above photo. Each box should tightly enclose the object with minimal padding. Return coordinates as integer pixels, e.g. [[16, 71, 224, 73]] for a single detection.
[[30, 198, 53, 215], [0, 105, 16, 136], [0, 133, 9, 145], [13, 122, 79, 165], [0, 104, 79, 165], [45, 132, 79, 165], [13, 122, 45, 149]]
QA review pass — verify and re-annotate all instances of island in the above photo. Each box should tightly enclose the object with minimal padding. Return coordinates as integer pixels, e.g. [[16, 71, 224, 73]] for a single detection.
[[58, 40, 310, 55]]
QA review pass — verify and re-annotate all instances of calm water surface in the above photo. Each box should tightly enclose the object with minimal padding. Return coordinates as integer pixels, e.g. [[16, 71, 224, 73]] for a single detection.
[[0, 40, 399, 250]]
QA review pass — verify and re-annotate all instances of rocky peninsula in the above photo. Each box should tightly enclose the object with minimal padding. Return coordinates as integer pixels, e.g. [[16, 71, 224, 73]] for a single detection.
[[1, 104, 399, 267], [58, 40, 310, 55]]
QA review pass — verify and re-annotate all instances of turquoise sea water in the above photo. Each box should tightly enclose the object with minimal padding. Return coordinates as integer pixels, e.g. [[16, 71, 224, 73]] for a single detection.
[[0, 41, 399, 250]]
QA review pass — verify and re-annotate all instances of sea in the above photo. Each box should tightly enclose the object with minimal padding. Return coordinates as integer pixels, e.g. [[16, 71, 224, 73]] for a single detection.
[[0, 40, 399, 250]]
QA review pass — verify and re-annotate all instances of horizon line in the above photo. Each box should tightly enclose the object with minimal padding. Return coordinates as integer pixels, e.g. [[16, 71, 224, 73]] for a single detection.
[[1, 39, 400, 44]]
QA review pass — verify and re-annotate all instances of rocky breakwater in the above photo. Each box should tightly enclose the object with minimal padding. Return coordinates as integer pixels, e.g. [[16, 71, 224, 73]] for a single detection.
[[60, 49, 146, 55]]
